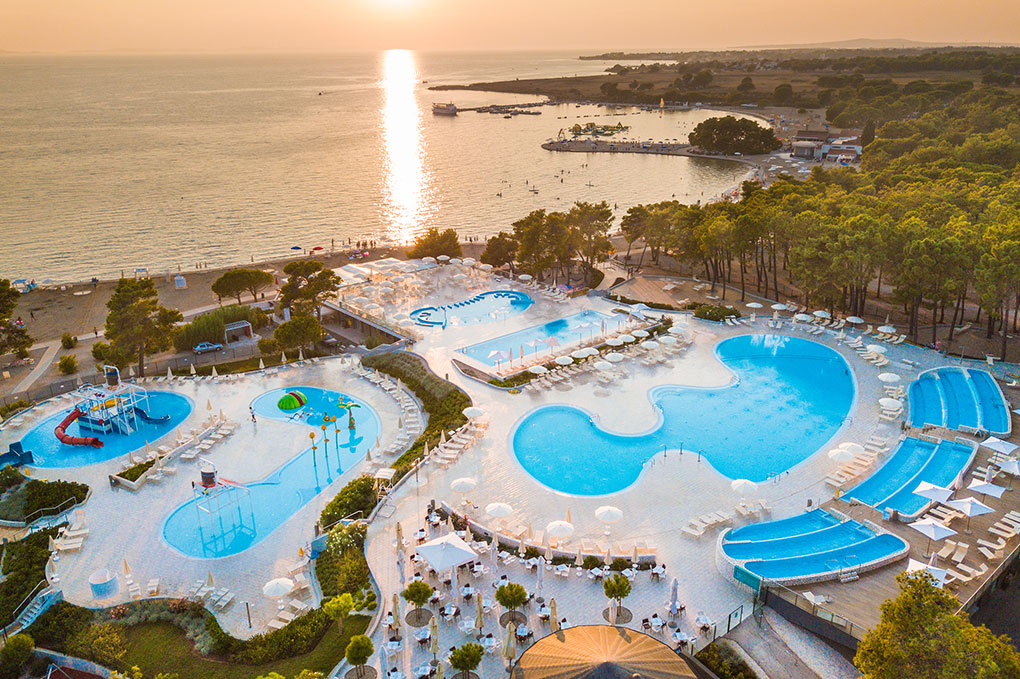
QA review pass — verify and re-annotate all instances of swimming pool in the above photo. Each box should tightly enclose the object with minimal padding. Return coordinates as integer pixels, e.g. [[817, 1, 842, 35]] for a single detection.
[[511, 334, 855, 493], [843, 437, 975, 519], [721, 509, 909, 585], [908, 367, 1009, 435], [17, 392, 193, 468], [457, 309, 621, 367], [162, 386, 380, 558], [410, 290, 532, 327]]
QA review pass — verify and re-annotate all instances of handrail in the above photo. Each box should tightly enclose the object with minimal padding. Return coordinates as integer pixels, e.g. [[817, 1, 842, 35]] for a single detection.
[[319, 509, 366, 535], [3, 579, 47, 630]]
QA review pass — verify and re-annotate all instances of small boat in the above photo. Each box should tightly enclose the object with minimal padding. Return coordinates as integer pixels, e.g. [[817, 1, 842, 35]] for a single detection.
[[432, 103, 458, 116]]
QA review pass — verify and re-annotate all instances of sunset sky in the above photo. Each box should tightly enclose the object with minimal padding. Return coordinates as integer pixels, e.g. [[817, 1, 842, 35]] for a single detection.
[[2, 0, 1017, 54]]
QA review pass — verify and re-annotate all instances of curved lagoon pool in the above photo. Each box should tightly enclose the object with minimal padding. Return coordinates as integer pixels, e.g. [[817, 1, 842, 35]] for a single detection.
[[512, 334, 854, 494], [162, 386, 380, 558], [411, 290, 533, 327], [17, 392, 192, 468]]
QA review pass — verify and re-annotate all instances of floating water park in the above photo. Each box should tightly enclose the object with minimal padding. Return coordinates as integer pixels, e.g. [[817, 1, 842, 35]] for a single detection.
[[2, 256, 1019, 679]]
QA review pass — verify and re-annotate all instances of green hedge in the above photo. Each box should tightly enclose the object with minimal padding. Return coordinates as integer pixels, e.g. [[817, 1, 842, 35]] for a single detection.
[[206, 608, 335, 665], [0, 466, 24, 493], [695, 641, 759, 679], [117, 459, 155, 483], [0, 527, 63, 626], [319, 476, 378, 528], [361, 351, 471, 473], [693, 303, 741, 321], [172, 305, 269, 353], [0, 400, 32, 420], [23, 479, 88, 519]]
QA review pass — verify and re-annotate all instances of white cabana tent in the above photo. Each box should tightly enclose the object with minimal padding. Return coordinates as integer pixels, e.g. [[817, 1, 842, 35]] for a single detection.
[[416, 533, 478, 572]]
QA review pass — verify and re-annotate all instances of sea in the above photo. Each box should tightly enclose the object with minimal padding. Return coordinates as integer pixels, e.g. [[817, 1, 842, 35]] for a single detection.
[[0, 51, 752, 283]]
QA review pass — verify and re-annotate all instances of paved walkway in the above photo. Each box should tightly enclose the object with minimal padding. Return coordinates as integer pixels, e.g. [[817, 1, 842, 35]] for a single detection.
[[12, 341, 59, 393]]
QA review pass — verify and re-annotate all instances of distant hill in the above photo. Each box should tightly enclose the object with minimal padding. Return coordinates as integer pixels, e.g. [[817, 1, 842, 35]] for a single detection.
[[739, 38, 1019, 50]]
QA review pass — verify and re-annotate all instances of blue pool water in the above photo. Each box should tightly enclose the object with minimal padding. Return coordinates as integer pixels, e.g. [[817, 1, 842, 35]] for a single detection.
[[17, 392, 192, 468], [410, 290, 532, 327], [458, 309, 621, 367], [162, 386, 380, 558], [512, 334, 855, 493], [969, 369, 1011, 435], [843, 438, 936, 507], [726, 510, 840, 542], [722, 509, 908, 584], [908, 367, 1008, 435], [877, 441, 974, 517], [742, 534, 907, 581]]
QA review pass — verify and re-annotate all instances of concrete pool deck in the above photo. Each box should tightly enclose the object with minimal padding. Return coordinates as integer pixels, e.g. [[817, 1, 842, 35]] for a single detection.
[[1, 358, 422, 638]]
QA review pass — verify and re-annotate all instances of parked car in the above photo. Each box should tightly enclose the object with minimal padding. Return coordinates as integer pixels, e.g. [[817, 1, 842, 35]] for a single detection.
[[193, 342, 224, 355]]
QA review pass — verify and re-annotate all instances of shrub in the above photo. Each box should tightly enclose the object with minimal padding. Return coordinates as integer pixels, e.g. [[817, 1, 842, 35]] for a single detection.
[[58, 354, 78, 375], [582, 555, 603, 570], [0, 633, 33, 679], [589, 268, 606, 288], [92, 340, 111, 361], [60, 333, 78, 350], [172, 305, 264, 353], [361, 352, 471, 473], [258, 337, 280, 355], [117, 459, 155, 483], [0, 527, 62, 622], [23, 478, 89, 519], [363, 335, 386, 350], [65, 622, 127, 670], [344, 635, 374, 675], [30, 601, 95, 650], [0, 466, 25, 493], [495, 583, 528, 613], [695, 642, 759, 679], [402, 581, 433, 609], [693, 303, 741, 321], [0, 399, 32, 420], [319, 475, 378, 528], [603, 573, 632, 604], [610, 557, 631, 572]]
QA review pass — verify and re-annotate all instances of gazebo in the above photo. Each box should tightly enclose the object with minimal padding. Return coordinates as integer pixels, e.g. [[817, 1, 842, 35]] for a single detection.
[[510, 625, 701, 678]]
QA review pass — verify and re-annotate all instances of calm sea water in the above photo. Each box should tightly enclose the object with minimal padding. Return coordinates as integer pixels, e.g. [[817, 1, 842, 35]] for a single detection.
[[0, 51, 751, 282]]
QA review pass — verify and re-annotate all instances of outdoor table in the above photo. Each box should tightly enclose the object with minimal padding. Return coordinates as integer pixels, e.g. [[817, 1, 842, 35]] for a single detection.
[[516, 624, 531, 642], [415, 529, 427, 543], [621, 568, 636, 579], [538, 605, 551, 621], [384, 640, 402, 655], [383, 614, 395, 628], [460, 585, 476, 599], [429, 591, 443, 605], [695, 614, 713, 631], [492, 575, 509, 588], [589, 568, 604, 579], [481, 636, 496, 651], [387, 671, 404, 679], [671, 630, 692, 646], [458, 619, 476, 635], [554, 564, 570, 575], [650, 615, 664, 631], [413, 663, 433, 679], [524, 558, 539, 570], [441, 605, 459, 620], [471, 564, 485, 576]]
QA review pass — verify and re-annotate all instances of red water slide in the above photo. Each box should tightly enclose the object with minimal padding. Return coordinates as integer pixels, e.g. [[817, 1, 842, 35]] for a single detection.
[[54, 408, 104, 448]]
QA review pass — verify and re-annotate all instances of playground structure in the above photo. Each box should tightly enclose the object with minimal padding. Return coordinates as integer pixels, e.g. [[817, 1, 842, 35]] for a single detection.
[[190, 460, 256, 556], [54, 366, 169, 448]]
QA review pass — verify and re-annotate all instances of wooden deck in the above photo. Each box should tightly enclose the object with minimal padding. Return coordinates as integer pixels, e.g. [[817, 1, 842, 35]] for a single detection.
[[786, 432, 1020, 635]]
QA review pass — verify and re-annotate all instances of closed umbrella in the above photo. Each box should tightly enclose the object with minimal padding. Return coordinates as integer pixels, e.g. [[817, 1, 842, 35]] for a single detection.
[[575, 546, 583, 566], [670, 578, 679, 616], [491, 534, 500, 569], [518, 536, 526, 554], [190, 364, 196, 375], [947, 497, 993, 533], [206, 571, 215, 587], [549, 599, 561, 633], [430, 619, 440, 660], [537, 556, 545, 597], [393, 592, 401, 620], [395, 522, 404, 550], [475, 597, 484, 637], [909, 518, 956, 557], [504, 623, 517, 664]]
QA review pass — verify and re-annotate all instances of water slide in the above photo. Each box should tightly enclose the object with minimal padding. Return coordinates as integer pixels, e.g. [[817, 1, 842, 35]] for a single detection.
[[54, 408, 104, 448], [132, 406, 170, 424]]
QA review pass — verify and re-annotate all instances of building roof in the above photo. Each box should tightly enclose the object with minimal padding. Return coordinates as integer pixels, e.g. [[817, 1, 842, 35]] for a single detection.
[[794, 130, 829, 142]]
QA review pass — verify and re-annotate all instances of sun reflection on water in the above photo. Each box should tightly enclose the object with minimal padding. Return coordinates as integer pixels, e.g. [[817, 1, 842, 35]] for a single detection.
[[381, 49, 432, 243]]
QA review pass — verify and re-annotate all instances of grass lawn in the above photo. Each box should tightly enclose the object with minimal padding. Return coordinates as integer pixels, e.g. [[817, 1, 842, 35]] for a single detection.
[[121, 614, 369, 679]]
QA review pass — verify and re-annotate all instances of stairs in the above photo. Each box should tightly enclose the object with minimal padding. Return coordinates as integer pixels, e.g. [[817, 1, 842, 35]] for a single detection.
[[3, 587, 61, 638]]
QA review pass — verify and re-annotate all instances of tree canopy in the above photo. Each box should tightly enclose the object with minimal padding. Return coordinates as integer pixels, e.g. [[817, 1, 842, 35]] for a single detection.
[[407, 227, 463, 259], [449, 642, 485, 675], [0, 279, 31, 357], [212, 268, 274, 304], [104, 278, 182, 377], [345, 635, 374, 676], [274, 314, 323, 350], [401, 580, 433, 609], [480, 231, 518, 273], [280, 261, 339, 318], [495, 582, 528, 612], [603, 573, 632, 603], [855, 571, 1020, 679], [688, 116, 781, 155]]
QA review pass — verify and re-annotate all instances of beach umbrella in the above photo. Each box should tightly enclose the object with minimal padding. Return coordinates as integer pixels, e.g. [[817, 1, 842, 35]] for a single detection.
[[595, 506, 623, 526], [210, 366, 218, 378], [571, 349, 589, 359], [393, 592, 401, 620], [839, 442, 867, 455], [632, 329, 650, 338], [879, 397, 903, 410], [909, 518, 956, 557], [659, 335, 678, 346], [463, 406, 485, 419], [813, 310, 831, 319], [486, 502, 513, 518], [914, 481, 953, 505], [575, 546, 583, 566], [878, 325, 896, 334], [263, 577, 294, 599], [605, 337, 624, 347], [794, 313, 812, 322], [968, 478, 1006, 499], [537, 556, 545, 597], [619, 334, 636, 343], [846, 316, 865, 325], [594, 361, 613, 372], [878, 372, 901, 384], [605, 353, 624, 363], [907, 556, 949, 588], [997, 459, 1020, 490], [828, 448, 856, 463], [730, 479, 757, 495], [554, 356, 574, 366], [475, 596, 485, 636], [528, 365, 548, 375], [546, 521, 574, 540], [866, 344, 887, 355], [668, 325, 686, 336], [395, 522, 403, 549], [258, 358, 265, 370], [451, 477, 476, 493], [746, 302, 763, 309], [549, 599, 561, 632], [981, 436, 1019, 456], [770, 303, 787, 311], [643, 340, 660, 350], [947, 497, 994, 533], [519, 274, 533, 281], [166, 366, 173, 379]]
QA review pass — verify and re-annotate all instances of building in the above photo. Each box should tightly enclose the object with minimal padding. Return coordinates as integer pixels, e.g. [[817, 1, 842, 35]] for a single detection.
[[791, 129, 863, 163]]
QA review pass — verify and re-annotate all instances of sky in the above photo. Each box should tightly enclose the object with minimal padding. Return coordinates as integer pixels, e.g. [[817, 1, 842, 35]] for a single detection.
[[2, 0, 1018, 54]]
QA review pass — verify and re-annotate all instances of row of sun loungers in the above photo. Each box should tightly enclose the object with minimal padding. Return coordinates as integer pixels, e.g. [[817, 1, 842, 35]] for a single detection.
[[682, 503, 774, 538]]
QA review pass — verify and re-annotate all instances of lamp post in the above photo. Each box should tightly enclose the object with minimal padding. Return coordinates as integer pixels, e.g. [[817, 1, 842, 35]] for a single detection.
[[321, 423, 331, 484]]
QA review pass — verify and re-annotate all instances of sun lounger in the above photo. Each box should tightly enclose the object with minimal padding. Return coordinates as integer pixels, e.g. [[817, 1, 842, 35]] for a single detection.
[[946, 567, 973, 583], [54, 538, 84, 551], [267, 619, 287, 630], [989, 525, 1017, 539], [979, 546, 1003, 561], [147, 579, 160, 595], [957, 562, 988, 578], [681, 524, 705, 538], [951, 543, 970, 564], [937, 540, 958, 560]]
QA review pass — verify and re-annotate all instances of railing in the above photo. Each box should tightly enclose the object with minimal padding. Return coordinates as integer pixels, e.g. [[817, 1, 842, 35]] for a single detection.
[[1, 579, 48, 637], [760, 581, 871, 642]]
